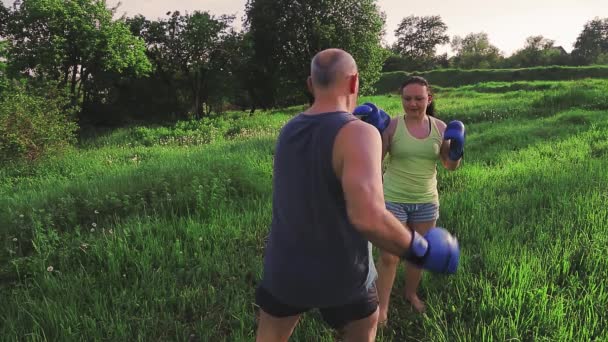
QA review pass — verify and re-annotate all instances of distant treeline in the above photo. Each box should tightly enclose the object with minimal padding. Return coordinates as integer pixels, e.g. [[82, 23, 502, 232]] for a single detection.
[[375, 65, 608, 94]]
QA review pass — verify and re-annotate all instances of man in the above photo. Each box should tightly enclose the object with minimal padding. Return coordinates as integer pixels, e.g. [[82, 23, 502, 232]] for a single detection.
[[255, 48, 459, 341]]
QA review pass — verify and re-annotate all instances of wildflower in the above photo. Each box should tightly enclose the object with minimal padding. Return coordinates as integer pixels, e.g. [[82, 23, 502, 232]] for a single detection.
[[12, 238, 18, 242], [92, 223, 97, 228], [47, 266, 54, 272], [94, 210, 99, 214], [19, 214, 24, 218], [90, 228, 95, 233]]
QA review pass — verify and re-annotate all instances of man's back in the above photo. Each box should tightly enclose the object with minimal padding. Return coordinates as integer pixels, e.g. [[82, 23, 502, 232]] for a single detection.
[[261, 111, 376, 308]]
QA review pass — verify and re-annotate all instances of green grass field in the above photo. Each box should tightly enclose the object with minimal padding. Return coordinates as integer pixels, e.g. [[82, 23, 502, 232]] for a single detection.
[[2, 79, 607, 341]]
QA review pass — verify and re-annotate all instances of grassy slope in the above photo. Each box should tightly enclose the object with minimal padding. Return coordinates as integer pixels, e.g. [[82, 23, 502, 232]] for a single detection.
[[1, 79, 607, 341]]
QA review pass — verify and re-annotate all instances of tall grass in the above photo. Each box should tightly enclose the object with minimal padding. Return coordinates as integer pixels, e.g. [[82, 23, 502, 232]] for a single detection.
[[1, 79, 607, 341]]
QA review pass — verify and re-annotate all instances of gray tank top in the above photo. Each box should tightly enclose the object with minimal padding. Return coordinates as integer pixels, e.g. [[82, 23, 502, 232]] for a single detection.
[[261, 111, 377, 308]]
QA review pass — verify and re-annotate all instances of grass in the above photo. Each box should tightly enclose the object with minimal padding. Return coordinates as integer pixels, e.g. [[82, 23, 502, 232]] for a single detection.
[[1, 79, 608, 341]]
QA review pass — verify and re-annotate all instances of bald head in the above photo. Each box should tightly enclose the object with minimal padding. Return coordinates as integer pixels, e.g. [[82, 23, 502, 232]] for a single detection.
[[310, 49, 357, 89]]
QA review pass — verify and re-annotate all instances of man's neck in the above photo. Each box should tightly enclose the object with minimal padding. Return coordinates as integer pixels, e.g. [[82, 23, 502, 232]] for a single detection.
[[303, 97, 351, 115]]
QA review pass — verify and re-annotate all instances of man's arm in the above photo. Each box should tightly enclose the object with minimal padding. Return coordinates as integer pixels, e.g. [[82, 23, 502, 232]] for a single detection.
[[334, 120, 413, 257]]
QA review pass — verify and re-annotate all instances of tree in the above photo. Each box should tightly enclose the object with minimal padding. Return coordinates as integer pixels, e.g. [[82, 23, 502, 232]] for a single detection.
[[245, 0, 386, 108], [4, 0, 151, 110], [0, 40, 7, 94], [125, 11, 237, 118], [0, 2, 7, 36], [506, 35, 569, 67], [392, 15, 449, 62], [572, 17, 608, 65], [450, 32, 502, 69]]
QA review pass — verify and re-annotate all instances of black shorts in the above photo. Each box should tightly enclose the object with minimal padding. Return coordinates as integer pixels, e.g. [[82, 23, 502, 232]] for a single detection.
[[255, 284, 379, 330]]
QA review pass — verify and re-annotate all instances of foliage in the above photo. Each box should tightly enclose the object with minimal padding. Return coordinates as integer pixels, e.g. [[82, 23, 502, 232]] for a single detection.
[[0, 81, 78, 163], [450, 32, 503, 69], [572, 17, 608, 65], [505, 35, 571, 68], [3, 0, 151, 114], [0, 40, 7, 94], [245, 0, 386, 107], [390, 15, 449, 71], [120, 11, 239, 121]]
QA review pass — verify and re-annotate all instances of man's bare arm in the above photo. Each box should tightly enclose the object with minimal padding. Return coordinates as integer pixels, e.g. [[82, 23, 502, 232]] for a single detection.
[[334, 120, 413, 257]]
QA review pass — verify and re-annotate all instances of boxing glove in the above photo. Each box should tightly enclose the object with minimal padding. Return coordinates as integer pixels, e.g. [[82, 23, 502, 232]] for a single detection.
[[444, 120, 465, 161], [401, 226, 459, 274], [353, 102, 390, 134]]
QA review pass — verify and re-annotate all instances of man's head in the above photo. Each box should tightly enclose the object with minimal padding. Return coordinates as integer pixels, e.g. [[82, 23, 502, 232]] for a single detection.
[[307, 49, 359, 112]]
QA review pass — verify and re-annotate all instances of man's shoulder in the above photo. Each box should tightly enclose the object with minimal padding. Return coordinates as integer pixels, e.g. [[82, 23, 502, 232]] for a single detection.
[[335, 119, 381, 152]]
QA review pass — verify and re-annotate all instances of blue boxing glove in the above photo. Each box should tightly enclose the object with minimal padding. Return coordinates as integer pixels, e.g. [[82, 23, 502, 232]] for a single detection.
[[353, 102, 390, 134], [401, 226, 460, 274], [444, 120, 465, 161]]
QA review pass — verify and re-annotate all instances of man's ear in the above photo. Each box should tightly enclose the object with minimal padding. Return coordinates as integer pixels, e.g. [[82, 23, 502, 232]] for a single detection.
[[428, 93, 433, 104], [307, 76, 314, 95], [349, 73, 359, 94]]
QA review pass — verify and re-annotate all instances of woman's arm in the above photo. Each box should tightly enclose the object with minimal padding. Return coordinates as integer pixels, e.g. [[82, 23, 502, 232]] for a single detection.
[[437, 119, 461, 170]]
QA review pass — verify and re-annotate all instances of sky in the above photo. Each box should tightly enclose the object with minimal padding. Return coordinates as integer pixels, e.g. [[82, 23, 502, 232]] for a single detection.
[[3, 0, 608, 56]]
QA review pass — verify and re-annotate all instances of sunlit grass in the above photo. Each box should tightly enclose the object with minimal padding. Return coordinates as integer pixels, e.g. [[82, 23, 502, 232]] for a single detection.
[[1, 79, 607, 341]]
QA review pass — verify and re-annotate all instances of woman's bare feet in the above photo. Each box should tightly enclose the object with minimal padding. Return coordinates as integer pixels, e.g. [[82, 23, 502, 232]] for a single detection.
[[377, 315, 388, 329], [405, 293, 426, 313]]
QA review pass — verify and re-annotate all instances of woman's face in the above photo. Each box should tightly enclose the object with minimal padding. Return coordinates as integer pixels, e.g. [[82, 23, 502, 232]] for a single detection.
[[402, 83, 432, 117]]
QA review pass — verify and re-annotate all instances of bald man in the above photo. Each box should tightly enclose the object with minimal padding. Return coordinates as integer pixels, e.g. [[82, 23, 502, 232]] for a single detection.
[[255, 49, 453, 341]]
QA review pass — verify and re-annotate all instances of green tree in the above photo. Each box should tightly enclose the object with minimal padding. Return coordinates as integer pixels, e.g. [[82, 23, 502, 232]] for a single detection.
[[0, 1, 7, 35], [0, 40, 7, 94], [506, 35, 569, 67], [4, 0, 151, 108], [245, 0, 386, 108], [572, 17, 608, 65], [450, 32, 503, 69], [126, 11, 237, 118], [391, 15, 449, 70]]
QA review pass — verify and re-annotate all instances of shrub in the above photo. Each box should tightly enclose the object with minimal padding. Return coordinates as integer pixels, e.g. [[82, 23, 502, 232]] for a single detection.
[[0, 82, 78, 163]]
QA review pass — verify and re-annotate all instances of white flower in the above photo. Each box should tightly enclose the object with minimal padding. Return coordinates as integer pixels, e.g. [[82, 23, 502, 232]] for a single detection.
[[94, 210, 99, 214], [47, 266, 54, 272], [19, 214, 24, 218], [90, 228, 95, 233], [92, 223, 97, 228], [12, 238, 18, 242]]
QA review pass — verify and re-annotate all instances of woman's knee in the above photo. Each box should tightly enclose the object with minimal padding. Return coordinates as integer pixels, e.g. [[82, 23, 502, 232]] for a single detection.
[[379, 250, 400, 266]]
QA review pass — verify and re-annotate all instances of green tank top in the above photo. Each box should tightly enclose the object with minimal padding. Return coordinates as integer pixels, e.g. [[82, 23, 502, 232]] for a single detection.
[[383, 115, 442, 204]]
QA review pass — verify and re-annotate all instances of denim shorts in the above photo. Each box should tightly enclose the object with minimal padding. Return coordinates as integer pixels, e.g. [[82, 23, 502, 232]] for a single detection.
[[385, 202, 439, 223]]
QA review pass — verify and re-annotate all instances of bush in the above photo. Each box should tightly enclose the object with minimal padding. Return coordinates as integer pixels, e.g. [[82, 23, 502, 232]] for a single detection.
[[0, 82, 78, 163]]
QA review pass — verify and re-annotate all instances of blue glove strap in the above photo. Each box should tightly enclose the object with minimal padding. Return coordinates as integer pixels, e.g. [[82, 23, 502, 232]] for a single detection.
[[401, 228, 428, 262]]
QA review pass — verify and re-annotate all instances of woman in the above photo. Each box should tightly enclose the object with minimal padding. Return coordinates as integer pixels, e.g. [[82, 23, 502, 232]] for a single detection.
[[376, 76, 464, 322]]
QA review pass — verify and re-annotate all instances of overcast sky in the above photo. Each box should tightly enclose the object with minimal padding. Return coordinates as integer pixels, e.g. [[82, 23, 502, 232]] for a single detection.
[[3, 0, 607, 55]]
